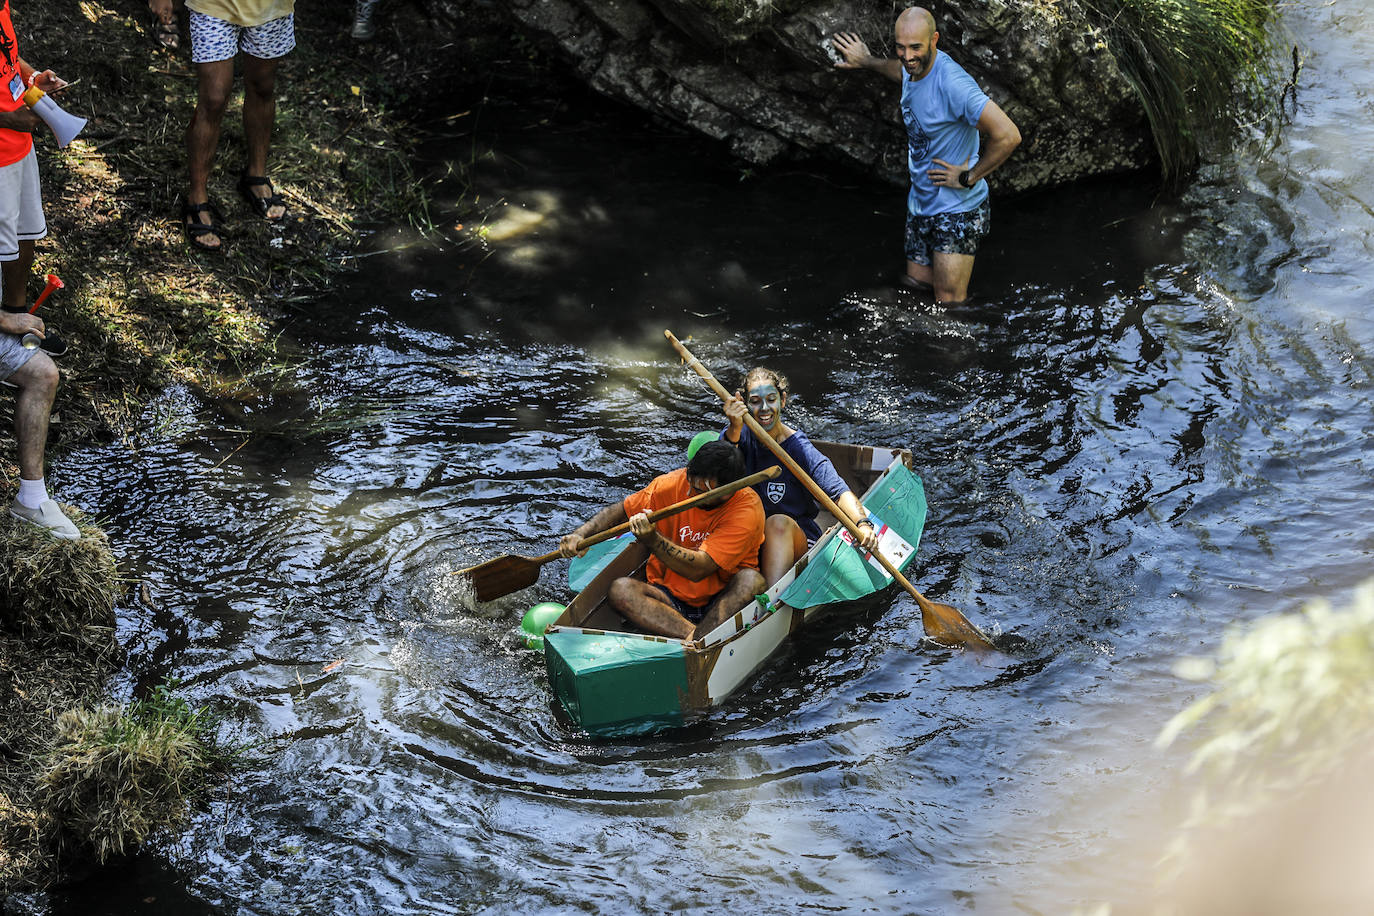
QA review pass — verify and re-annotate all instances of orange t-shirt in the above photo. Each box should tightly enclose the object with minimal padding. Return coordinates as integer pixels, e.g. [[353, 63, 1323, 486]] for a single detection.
[[623, 468, 764, 608], [0, 2, 33, 167]]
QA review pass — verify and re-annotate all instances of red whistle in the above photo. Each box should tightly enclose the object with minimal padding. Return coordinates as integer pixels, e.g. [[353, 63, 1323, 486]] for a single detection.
[[28, 274, 63, 313]]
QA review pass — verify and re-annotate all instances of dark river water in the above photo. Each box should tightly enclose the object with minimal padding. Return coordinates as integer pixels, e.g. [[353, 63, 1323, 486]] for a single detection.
[[24, 1, 1374, 912]]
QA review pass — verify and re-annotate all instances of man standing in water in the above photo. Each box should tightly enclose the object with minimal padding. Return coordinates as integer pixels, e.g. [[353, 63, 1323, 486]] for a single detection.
[[833, 7, 1021, 304], [559, 441, 765, 642]]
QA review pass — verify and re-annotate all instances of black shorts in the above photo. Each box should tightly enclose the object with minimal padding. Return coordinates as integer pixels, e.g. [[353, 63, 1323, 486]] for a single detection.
[[653, 585, 707, 622]]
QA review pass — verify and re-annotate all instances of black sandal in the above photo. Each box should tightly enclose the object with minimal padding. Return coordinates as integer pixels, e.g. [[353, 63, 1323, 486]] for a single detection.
[[183, 201, 224, 251], [237, 173, 288, 221]]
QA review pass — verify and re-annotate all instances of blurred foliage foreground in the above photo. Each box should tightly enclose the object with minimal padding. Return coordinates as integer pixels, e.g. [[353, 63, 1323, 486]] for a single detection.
[[1148, 582, 1374, 913]]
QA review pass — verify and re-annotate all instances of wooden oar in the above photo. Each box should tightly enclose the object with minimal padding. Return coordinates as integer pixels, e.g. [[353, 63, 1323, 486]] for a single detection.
[[454, 465, 782, 602], [664, 330, 998, 652]]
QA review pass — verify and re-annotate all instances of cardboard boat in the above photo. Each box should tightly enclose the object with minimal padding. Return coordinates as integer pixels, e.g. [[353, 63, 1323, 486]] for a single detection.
[[542, 441, 926, 735]]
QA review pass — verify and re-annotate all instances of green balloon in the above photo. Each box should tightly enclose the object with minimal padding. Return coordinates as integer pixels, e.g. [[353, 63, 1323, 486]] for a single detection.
[[520, 602, 565, 650], [686, 430, 718, 460]]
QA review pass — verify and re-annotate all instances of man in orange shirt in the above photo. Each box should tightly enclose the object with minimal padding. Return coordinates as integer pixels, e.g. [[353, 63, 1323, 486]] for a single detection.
[[559, 441, 765, 641]]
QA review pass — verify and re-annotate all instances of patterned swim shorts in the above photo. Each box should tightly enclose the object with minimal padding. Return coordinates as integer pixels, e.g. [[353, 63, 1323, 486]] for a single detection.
[[189, 10, 296, 63], [904, 197, 992, 264]]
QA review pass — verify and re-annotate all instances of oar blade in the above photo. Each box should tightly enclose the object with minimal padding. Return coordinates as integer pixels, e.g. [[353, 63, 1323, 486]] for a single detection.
[[455, 555, 543, 602], [920, 600, 998, 653]]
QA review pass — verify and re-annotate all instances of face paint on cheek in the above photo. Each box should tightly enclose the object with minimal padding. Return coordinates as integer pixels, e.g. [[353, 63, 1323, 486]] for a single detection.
[[748, 384, 781, 430]]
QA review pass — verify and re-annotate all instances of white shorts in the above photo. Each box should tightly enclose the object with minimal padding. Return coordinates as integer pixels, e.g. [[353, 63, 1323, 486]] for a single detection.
[[0, 148, 47, 262], [189, 10, 296, 63]]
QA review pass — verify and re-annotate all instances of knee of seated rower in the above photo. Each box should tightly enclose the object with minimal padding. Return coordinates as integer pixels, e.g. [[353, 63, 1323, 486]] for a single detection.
[[764, 514, 799, 538], [729, 568, 765, 597], [607, 577, 635, 609], [608, 576, 657, 613]]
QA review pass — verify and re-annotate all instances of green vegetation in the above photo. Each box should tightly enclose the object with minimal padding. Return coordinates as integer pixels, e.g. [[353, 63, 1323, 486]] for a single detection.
[[1083, 0, 1280, 184], [41, 683, 246, 864], [0, 681, 246, 888]]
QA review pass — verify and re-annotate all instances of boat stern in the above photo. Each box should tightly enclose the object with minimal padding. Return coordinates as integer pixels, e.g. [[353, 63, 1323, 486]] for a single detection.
[[544, 628, 698, 736]]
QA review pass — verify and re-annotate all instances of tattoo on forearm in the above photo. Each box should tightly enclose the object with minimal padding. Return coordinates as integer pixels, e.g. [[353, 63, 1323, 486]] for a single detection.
[[654, 538, 697, 566]]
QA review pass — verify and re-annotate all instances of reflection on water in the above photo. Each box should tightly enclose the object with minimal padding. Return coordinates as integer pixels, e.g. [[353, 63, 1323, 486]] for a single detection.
[[32, 1, 1374, 911]]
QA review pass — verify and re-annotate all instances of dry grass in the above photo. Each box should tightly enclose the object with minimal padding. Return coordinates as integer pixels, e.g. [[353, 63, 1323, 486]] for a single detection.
[[0, 0, 464, 470], [0, 505, 120, 656]]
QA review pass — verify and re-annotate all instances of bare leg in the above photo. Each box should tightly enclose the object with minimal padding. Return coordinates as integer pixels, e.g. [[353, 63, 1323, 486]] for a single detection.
[[1, 240, 35, 312], [900, 270, 934, 297], [693, 568, 766, 637], [760, 514, 806, 587], [186, 58, 235, 247], [905, 259, 933, 290], [7, 350, 58, 480], [930, 251, 976, 303], [241, 55, 285, 219], [609, 578, 696, 640]]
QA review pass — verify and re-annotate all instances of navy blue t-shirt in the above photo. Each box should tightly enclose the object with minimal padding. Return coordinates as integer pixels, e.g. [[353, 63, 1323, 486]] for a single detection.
[[725, 426, 850, 541]]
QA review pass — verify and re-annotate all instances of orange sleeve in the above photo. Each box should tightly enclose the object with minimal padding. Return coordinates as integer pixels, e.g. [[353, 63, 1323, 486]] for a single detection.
[[623, 469, 676, 519]]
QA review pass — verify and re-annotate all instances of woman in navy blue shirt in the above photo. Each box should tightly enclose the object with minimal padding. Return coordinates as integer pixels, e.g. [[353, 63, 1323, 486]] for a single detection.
[[723, 367, 880, 585]]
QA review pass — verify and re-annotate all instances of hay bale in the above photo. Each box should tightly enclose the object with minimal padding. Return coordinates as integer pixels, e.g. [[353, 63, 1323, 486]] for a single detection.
[[0, 505, 119, 656], [40, 687, 233, 863]]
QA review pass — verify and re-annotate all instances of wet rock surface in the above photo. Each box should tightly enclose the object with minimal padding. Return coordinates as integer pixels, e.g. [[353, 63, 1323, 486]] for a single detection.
[[425, 0, 1154, 192]]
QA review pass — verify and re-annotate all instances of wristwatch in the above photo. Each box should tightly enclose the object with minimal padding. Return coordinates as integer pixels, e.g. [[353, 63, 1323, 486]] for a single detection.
[[958, 169, 975, 188]]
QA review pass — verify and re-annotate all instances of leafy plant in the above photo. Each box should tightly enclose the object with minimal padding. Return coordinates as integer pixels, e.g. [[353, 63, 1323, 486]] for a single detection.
[[1083, 0, 1280, 184], [1156, 582, 1374, 883]]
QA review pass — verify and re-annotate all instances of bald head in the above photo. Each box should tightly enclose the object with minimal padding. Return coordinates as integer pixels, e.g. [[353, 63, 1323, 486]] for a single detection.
[[894, 7, 939, 80], [896, 7, 937, 38]]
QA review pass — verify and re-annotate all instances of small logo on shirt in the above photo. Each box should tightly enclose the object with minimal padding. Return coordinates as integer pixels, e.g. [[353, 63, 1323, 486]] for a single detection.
[[767, 482, 786, 504], [904, 109, 931, 162]]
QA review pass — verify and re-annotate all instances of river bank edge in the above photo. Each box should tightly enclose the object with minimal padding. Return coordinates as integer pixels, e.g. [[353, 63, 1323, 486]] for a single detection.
[[0, 0, 519, 895]]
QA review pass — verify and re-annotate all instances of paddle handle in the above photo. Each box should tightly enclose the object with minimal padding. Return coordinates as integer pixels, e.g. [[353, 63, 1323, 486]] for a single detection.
[[535, 464, 782, 563], [664, 330, 944, 617]]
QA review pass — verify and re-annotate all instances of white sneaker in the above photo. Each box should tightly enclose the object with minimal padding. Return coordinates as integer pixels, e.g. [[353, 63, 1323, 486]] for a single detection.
[[9, 498, 80, 540]]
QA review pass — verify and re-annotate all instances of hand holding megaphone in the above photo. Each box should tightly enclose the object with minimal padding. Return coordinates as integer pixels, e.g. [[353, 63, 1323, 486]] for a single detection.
[[21, 75, 86, 148]]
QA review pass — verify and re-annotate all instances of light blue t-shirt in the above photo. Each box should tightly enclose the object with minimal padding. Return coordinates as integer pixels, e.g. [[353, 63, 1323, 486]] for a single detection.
[[901, 51, 990, 217]]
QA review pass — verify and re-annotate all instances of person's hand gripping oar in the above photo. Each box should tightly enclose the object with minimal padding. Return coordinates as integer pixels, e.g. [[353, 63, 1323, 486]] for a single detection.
[[664, 330, 998, 653], [453, 466, 782, 602]]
